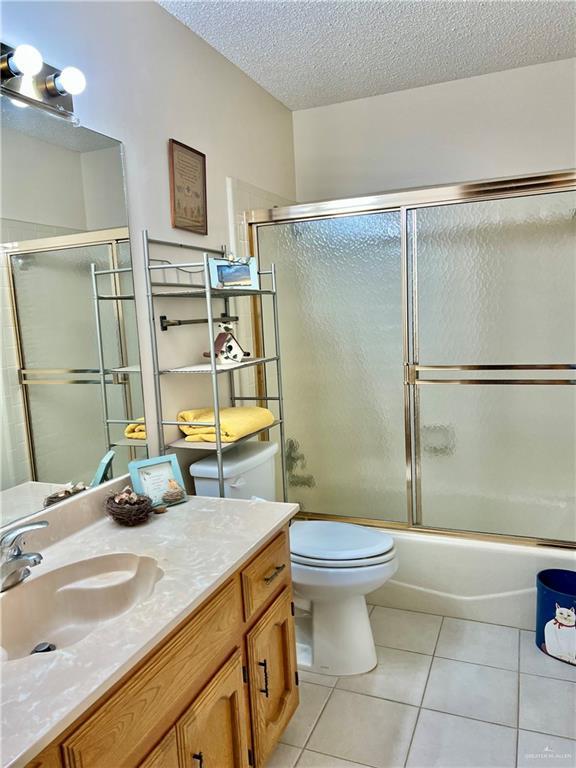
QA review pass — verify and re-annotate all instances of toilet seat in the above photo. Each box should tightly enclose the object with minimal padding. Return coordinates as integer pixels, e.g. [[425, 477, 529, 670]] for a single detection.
[[290, 521, 395, 569], [291, 547, 397, 569]]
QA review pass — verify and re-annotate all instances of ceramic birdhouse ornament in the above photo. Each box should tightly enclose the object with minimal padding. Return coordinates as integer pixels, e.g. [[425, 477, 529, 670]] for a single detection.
[[204, 322, 250, 365]]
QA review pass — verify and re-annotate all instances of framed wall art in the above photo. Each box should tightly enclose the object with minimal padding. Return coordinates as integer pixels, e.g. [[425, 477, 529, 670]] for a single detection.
[[129, 454, 186, 508], [168, 138, 207, 235]]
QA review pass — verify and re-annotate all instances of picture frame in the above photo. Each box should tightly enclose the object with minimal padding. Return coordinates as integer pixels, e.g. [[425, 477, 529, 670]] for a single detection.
[[208, 257, 260, 291], [129, 454, 186, 508], [168, 138, 207, 235], [90, 450, 116, 487]]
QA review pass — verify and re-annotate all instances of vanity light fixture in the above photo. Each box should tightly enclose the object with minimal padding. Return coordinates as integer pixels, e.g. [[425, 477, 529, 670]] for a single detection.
[[1, 44, 43, 77], [1, 41, 85, 121], [45, 66, 86, 97]]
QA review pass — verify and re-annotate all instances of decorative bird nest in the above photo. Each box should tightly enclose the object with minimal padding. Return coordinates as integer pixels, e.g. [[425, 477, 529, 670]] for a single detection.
[[44, 482, 88, 508], [105, 486, 153, 526]]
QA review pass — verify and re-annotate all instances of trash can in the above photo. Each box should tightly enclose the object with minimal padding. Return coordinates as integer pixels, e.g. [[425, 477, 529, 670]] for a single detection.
[[536, 569, 576, 666], [189, 441, 278, 500]]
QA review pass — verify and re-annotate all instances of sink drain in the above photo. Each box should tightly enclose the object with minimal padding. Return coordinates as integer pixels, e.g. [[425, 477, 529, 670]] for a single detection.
[[30, 642, 56, 655]]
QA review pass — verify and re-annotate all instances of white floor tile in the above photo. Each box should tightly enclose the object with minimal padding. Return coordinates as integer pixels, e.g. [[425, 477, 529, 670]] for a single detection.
[[299, 670, 339, 688], [519, 674, 576, 740], [281, 682, 332, 748], [297, 750, 373, 768], [422, 657, 518, 726], [406, 709, 516, 768], [307, 689, 418, 768], [266, 744, 302, 768], [370, 607, 442, 655], [520, 631, 576, 683], [336, 645, 432, 706], [436, 618, 519, 671], [517, 730, 576, 768]]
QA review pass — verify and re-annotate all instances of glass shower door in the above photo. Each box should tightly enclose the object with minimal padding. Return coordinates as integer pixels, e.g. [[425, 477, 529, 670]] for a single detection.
[[412, 191, 576, 541], [257, 213, 407, 521], [10, 240, 138, 484]]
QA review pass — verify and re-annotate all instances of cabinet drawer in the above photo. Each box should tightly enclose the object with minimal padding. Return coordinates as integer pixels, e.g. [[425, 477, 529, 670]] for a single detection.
[[62, 578, 242, 768], [241, 531, 290, 621]]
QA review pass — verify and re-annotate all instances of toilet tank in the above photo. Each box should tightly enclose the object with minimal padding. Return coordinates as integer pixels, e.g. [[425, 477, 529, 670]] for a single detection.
[[189, 441, 278, 500]]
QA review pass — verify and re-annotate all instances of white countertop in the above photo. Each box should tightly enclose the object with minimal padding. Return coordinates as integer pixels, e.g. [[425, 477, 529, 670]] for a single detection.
[[0, 482, 66, 527], [0, 495, 298, 767]]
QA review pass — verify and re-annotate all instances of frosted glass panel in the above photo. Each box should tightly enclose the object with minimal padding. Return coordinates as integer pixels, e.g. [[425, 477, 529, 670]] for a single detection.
[[12, 245, 121, 369], [11, 242, 141, 484], [418, 385, 576, 541], [416, 192, 576, 364], [257, 213, 406, 521]]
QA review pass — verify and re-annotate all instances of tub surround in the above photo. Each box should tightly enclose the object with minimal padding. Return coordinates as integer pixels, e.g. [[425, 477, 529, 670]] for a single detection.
[[0, 484, 298, 767]]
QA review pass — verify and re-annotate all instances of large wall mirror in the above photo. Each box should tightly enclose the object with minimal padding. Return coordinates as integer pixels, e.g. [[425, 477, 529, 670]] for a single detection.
[[1, 99, 146, 526]]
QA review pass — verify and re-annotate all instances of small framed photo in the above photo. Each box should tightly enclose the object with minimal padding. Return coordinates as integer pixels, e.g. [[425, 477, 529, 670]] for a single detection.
[[168, 138, 207, 235], [208, 257, 259, 290], [129, 454, 186, 508]]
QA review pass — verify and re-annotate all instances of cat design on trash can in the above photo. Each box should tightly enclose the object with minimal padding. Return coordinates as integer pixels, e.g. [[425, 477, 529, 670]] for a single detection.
[[542, 603, 576, 665]]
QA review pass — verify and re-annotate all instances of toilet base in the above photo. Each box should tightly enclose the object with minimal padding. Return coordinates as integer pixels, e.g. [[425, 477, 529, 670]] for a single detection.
[[295, 595, 377, 677]]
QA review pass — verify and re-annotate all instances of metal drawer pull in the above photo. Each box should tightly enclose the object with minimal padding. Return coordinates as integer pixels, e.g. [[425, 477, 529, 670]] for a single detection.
[[258, 659, 269, 697], [192, 752, 204, 768], [263, 563, 286, 584]]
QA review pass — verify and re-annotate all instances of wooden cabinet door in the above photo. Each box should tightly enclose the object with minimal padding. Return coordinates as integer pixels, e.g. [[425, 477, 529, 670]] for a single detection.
[[139, 729, 179, 768], [246, 589, 299, 767], [177, 651, 250, 768]]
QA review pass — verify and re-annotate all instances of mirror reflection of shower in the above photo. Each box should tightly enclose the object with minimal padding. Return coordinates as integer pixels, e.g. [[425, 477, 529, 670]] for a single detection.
[[1, 97, 145, 526]]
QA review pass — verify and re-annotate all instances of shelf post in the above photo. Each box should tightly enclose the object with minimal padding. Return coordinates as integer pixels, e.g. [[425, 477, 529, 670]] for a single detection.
[[90, 262, 112, 455], [204, 253, 225, 497], [271, 264, 288, 502], [143, 230, 166, 454]]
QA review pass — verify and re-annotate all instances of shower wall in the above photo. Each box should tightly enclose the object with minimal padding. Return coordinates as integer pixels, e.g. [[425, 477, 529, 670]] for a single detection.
[[255, 189, 576, 544]]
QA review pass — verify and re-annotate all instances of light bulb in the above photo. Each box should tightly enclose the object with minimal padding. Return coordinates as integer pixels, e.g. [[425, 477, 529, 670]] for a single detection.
[[55, 66, 86, 95], [10, 44, 43, 76]]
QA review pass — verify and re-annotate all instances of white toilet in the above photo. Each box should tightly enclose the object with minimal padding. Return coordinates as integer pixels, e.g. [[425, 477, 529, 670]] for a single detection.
[[189, 443, 398, 677], [290, 520, 398, 676]]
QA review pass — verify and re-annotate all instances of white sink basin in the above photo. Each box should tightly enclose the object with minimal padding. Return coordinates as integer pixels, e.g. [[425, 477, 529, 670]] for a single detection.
[[0, 553, 163, 661]]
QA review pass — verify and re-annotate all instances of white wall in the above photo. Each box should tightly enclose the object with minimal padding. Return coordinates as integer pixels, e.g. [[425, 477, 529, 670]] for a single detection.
[[1, 129, 87, 230], [81, 146, 127, 230], [293, 59, 576, 202], [2, 0, 296, 455]]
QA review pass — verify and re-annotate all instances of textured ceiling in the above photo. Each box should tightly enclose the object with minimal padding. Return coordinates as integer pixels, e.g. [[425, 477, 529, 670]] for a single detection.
[[158, 0, 576, 110]]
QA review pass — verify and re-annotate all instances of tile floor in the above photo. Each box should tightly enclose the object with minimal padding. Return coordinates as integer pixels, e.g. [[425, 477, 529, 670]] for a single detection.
[[266, 607, 576, 768]]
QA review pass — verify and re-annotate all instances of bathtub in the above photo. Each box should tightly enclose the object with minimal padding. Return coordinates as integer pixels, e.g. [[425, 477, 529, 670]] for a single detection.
[[368, 529, 575, 630]]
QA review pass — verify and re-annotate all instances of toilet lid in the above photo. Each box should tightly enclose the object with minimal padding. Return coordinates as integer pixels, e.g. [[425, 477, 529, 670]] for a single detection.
[[290, 521, 394, 561]]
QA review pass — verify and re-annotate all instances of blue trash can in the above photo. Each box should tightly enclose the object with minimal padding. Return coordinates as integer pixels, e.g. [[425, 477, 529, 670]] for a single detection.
[[536, 569, 576, 666]]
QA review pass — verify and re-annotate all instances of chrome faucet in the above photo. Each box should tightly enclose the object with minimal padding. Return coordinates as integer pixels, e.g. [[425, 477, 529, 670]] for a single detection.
[[0, 520, 49, 592]]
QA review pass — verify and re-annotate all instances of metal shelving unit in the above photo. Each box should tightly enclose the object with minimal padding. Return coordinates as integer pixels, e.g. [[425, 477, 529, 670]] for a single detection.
[[90, 263, 149, 459], [142, 230, 287, 500]]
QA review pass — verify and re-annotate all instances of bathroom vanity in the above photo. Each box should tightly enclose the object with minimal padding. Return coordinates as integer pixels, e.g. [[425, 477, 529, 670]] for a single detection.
[[0, 481, 299, 768]]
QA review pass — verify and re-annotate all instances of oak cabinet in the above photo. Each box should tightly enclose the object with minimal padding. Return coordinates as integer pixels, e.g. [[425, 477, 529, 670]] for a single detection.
[[28, 527, 298, 768], [139, 729, 179, 768], [177, 652, 249, 768], [247, 590, 299, 767]]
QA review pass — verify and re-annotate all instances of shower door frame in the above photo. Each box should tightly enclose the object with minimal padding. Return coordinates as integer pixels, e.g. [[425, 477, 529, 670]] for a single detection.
[[246, 170, 576, 549], [5, 227, 134, 479]]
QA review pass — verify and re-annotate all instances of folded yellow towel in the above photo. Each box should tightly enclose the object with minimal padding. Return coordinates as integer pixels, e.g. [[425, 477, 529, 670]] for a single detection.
[[177, 406, 274, 443], [124, 418, 147, 440]]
